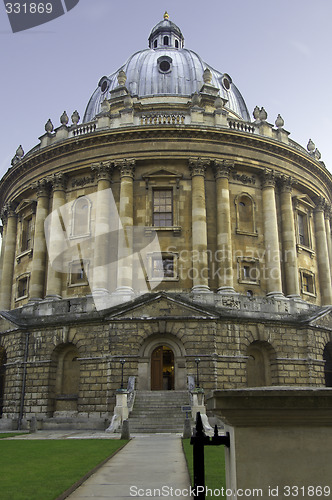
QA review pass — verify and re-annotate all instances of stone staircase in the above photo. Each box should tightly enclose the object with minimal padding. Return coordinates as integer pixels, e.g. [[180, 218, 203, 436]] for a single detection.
[[128, 390, 193, 433]]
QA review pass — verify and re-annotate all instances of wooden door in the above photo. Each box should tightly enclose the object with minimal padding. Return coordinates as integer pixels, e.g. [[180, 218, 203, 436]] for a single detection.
[[151, 347, 163, 390]]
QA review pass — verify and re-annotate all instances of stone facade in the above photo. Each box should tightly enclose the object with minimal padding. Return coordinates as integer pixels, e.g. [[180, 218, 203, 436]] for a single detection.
[[0, 15, 331, 429]]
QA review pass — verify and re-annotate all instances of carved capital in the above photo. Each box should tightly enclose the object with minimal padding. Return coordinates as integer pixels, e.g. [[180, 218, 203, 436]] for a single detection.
[[324, 203, 332, 220], [31, 178, 50, 198], [48, 173, 67, 192], [91, 161, 112, 182], [314, 196, 326, 213], [214, 160, 234, 180], [278, 175, 296, 193], [261, 169, 276, 188], [1, 202, 17, 224], [189, 157, 209, 177], [115, 159, 136, 179], [325, 203, 332, 221]]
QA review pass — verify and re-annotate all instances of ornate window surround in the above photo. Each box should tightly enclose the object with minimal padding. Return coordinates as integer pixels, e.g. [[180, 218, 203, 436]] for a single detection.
[[146, 251, 179, 282], [237, 256, 260, 285], [142, 169, 182, 235], [299, 268, 316, 297], [15, 272, 30, 301]]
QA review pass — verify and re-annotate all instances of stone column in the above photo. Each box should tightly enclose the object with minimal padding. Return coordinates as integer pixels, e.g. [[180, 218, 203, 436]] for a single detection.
[[45, 174, 67, 299], [279, 176, 300, 298], [214, 160, 235, 293], [314, 198, 332, 305], [91, 161, 112, 294], [325, 205, 332, 273], [189, 158, 210, 293], [0, 222, 7, 287], [29, 180, 50, 302], [261, 170, 283, 297], [0, 204, 17, 310], [115, 159, 135, 296]]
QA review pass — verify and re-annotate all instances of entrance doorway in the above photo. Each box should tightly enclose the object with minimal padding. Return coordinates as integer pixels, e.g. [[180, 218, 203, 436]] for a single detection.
[[151, 346, 174, 390]]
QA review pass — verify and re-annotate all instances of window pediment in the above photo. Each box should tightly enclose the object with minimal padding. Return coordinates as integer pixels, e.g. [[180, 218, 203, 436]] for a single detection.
[[142, 168, 182, 181]]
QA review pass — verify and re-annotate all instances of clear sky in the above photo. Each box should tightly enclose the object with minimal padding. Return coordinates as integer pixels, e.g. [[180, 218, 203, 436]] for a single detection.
[[0, 0, 332, 177]]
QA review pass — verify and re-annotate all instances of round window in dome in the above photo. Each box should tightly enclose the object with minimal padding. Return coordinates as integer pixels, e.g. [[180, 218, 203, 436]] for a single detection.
[[160, 60, 170, 72], [157, 56, 172, 74], [221, 74, 232, 91], [98, 76, 110, 94]]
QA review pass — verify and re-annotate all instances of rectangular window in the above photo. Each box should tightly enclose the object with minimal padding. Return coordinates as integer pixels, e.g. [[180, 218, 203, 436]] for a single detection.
[[238, 258, 259, 284], [17, 277, 28, 298], [70, 260, 88, 286], [302, 273, 314, 294], [22, 218, 33, 251], [298, 213, 309, 247], [152, 255, 174, 279], [153, 189, 173, 227]]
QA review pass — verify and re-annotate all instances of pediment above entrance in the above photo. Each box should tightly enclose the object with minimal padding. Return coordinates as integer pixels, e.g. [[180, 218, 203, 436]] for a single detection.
[[305, 306, 332, 331], [104, 293, 219, 321]]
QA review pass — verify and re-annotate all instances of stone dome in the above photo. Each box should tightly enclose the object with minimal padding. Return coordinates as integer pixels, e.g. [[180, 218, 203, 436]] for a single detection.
[[83, 14, 250, 123]]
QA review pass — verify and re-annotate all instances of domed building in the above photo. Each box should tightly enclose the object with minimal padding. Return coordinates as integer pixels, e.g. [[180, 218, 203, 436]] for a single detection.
[[0, 13, 331, 430]]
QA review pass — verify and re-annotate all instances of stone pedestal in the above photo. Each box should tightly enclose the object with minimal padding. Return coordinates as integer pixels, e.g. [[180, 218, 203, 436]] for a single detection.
[[207, 388, 332, 500]]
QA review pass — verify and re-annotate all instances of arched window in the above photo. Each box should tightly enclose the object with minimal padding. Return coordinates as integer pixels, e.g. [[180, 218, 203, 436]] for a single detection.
[[323, 343, 332, 387], [246, 341, 275, 387], [71, 196, 91, 237], [175, 40, 179, 48], [163, 36, 169, 46], [154, 40, 157, 48], [0, 347, 7, 418], [235, 193, 256, 235]]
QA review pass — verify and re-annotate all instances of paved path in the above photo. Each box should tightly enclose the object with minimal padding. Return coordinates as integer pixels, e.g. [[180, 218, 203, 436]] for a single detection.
[[67, 434, 193, 500]]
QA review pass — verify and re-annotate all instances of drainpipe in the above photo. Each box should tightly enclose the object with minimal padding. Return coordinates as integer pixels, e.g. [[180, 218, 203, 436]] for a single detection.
[[18, 331, 29, 430]]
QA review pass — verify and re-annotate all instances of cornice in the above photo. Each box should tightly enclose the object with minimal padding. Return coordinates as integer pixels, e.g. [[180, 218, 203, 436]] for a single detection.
[[0, 125, 331, 206]]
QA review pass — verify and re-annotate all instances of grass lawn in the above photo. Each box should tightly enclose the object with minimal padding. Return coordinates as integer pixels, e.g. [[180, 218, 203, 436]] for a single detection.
[[0, 438, 128, 500], [0, 433, 29, 439], [182, 439, 226, 499]]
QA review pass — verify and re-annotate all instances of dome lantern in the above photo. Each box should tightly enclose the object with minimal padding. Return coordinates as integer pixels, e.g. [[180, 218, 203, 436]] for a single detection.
[[148, 13, 184, 49]]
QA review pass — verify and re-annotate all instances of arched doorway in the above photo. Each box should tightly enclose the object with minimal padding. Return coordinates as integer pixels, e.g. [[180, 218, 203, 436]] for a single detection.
[[151, 346, 175, 390], [0, 347, 6, 418]]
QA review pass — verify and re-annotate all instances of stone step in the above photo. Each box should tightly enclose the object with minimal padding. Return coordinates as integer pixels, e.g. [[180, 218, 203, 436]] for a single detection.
[[128, 390, 192, 433]]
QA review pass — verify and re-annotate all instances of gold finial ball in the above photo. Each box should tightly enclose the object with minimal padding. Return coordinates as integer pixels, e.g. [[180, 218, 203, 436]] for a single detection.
[[164, 11, 169, 20]]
